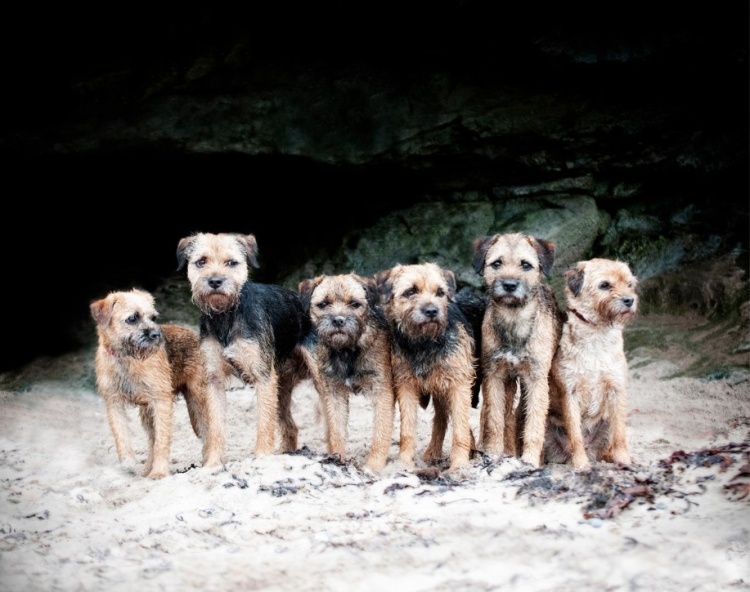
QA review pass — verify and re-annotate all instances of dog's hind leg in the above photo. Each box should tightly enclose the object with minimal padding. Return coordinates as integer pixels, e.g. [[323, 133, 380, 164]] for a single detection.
[[277, 359, 305, 453]]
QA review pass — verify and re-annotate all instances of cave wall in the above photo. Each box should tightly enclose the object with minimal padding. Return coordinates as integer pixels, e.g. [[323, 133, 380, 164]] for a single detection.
[[1, 4, 747, 373]]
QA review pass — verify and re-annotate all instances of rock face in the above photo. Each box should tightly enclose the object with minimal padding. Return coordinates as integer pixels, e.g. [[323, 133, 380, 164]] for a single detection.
[[0, 5, 747, 373]]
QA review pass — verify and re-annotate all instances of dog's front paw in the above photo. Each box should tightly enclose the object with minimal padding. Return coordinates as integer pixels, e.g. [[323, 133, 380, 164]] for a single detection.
[[570, 450, 591, 470], [143, 460, 169, 479], [520, 451, 542, 468], [606, 448, 632, 466], [397, 452, 415, 469], [364, 455, 387, 475], [202, 454, 224, 469], [421, 448, 443, 465]]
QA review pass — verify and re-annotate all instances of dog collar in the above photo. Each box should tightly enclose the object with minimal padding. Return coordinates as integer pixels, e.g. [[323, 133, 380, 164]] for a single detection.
[[567, 308, 594, 326]]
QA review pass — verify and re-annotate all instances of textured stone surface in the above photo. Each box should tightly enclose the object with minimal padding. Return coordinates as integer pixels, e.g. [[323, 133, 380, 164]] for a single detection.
[[0, 5, 746, 372]]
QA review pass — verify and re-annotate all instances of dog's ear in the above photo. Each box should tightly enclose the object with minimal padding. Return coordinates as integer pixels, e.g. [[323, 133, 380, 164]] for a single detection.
[[565, 267, 585, 297], [374, 269, 393, 304], [176, 236, 195, 272], [239, 234, 260, 269], [354, 275, 379, 309], [471, 236, 495, 274], [90, 295, 114, 327], [298, 277, 319, 314], [441, 268, 457, 301], [533, 238, 556, 277]]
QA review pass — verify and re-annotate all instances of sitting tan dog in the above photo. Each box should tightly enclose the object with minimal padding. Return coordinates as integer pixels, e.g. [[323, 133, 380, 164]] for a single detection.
[[545, 258, 639, 469], [91, 288, 224, 478]]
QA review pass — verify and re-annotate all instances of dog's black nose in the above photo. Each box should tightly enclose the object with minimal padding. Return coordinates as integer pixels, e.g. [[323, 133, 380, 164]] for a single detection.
[[146, 329, 161, 341], [332, 316, 346, 328], [502, 280, 519, 293], [622, 296, 634, 307], [208, 277, 224, 290], [422, 305, 439, 319]]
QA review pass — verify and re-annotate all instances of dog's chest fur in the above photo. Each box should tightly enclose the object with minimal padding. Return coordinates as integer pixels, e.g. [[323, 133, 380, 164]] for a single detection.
[[559, 323, 628, 421], [393, 317, 462, 379], [485, 284, 559, 372], [98, 350, 170, 406], [486, 301, 538, 368], [319, 346, 377, 393]]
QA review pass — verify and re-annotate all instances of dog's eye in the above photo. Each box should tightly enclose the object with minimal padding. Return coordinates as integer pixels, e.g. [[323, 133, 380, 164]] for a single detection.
[[125, 314, 139, 325], [195, 257, 207, 269], [599, 282, 611, 290], [150, 315, 158, 322], [349, 302, 362, 309], [316, 301, 329, 310], [402, 288, 417, 298], [490, 260, 502, 270], [226, 260, 238, 268], [521, 261, 534, 271], [436, 288, 445, 298]]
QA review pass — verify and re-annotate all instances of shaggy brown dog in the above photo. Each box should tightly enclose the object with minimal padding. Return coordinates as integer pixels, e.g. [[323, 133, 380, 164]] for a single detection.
[[545, 258, 639, 469], [298, 273, 396, 472], [176, 232, 310, 457], [91, 288, 225, 478], [472, 233, 562, 467], [376, 262, 478, 472]]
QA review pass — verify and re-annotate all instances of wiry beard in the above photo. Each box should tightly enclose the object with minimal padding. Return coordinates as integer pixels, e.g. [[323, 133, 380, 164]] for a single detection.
[[397, 315, 446, 341], [193, 290, 239, 315], [317, 316, 363, 350], [598, 298, 638, 328], [490, 279, 532, 308], [125, 332, 163, 360]]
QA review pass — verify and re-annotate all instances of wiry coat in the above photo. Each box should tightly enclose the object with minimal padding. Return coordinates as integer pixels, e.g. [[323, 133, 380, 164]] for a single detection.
[[472, 233, 563, 467], [91, 288, 225, 478], [176, 232, 310, 457], [545, 258, 639, 469], [376, 262, 478, 472], [298, 274, 395, 472]]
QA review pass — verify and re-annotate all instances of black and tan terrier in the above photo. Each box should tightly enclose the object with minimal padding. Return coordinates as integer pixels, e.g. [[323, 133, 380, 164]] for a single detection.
[[375, 262, 478, 473], [90, 288, 225, 478], [545, 258, 639, 469], [471, 232, 562, 467], [298, 273, 396, 473], [176, 232, 311, 457]]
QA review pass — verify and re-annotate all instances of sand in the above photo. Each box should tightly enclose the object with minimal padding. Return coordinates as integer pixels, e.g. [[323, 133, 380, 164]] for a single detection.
[[0, 331, 748, 592]]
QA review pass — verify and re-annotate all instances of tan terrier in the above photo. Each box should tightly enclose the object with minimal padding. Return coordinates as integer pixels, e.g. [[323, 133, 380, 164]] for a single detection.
[[176, 232, 310, 457], [298, 273, 396, 473], [90, 288, 225, 478], [375, 262, 478, 473], [545, 258, 639, 469], [471, 232, 562, 467]]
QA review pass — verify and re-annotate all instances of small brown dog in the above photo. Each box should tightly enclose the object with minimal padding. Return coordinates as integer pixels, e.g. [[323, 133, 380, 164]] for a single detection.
[[375, 262, 477, 472], [176, 232, 310, 457], [472, 232, 562, 467], [91, 288, 225, 478], [298, 273, 396, 472], [545, 258, 639, 469]]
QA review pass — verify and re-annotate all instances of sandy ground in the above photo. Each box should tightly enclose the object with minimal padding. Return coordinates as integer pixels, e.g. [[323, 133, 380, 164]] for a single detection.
[[0, 330, 749, 592]]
